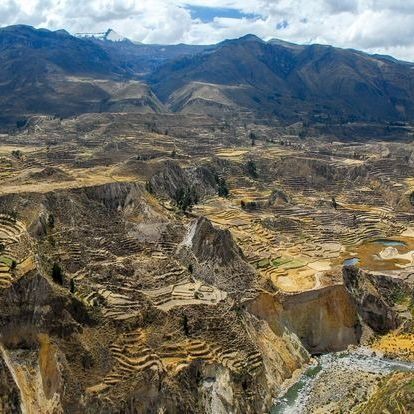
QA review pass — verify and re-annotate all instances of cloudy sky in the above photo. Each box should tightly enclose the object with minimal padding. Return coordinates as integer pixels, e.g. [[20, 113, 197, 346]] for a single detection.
[[1, 0, 414, 61]]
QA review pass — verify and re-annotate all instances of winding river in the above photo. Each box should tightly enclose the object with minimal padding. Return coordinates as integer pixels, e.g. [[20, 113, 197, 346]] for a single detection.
[[271, 347, 414, 414]]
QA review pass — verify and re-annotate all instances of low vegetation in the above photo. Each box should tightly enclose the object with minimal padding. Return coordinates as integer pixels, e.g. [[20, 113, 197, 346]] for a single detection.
[[217, 177, 229, 197], [173, 186, 198, 212], [51, 262, 64, 285], [246, 160, 258, 178]]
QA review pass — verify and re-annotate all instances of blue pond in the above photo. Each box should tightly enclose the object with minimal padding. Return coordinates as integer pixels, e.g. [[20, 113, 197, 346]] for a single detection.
[[343, 257, 359, 266], [372, 239, 407, 247]]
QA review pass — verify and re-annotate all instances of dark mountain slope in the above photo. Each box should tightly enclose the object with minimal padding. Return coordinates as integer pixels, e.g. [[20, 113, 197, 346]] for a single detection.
[[0, 25, 413, 126], [0, 25, 165, 126], [149, 36, 414, 122], [93, 38, 210, 75], [0, 25, 125, 76]]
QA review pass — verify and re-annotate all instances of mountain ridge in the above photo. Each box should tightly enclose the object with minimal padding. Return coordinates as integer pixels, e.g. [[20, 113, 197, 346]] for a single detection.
[[0, 24, 413, 127], [148, 35, 414, 122]]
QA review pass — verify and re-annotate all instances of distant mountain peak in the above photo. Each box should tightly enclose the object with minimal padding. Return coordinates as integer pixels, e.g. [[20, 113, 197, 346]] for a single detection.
[[237, 34, 264, 42], [217, 34, 264, 48], [267, 38, 304, 49], [105, 29, 127, 42], [239, 33, 263, 42], [54, 29, 70, 36], [75, 28, 128, 42]]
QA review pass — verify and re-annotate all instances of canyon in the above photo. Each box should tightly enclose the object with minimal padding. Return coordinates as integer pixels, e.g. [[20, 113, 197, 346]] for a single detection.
[[0, 112, 412, 413], [0, 24, 413, 413]]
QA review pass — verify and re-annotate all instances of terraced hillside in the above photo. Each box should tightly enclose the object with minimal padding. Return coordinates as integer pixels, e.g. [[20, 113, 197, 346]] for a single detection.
[[0, 113, 413, 412]]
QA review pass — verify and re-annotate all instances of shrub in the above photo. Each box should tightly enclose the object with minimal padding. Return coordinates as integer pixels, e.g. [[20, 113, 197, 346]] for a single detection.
[[217, 177, 229, 197], [145, 181, 154, 194], [16, 120, 26, 129], [174, 186, 198, 212], [70, 278, 75, 293], [250, 131, 257, 146], [246, 160, 258, 178], [81, 354, 94, 369], [182, 314, 190, 336], [298, 128, 307, 139], [390, 286, 407, 304], [51, 262, 64, 285], [11, 150, 23, 159], [48, 214, 55, 229]]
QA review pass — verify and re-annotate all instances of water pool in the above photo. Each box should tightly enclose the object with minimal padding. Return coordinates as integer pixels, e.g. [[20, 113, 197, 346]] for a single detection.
[[343, 257, 359, 266], [372, 239, 407, 247]]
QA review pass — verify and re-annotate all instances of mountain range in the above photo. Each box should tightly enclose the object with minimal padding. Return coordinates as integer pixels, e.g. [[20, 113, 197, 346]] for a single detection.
[[1, 24, 413, 127]]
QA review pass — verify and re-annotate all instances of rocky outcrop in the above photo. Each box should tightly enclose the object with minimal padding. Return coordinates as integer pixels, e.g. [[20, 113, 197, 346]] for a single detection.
[[279, 285, 361, 353], [190, 217, 242, 265], [0, 341, 63, 414], [268, 189, 290, 205], [0, 357, 21, 413], [150, 161, 219, 201], [342, 266, 410, 334], [178, 217, 257, 294], [0, 272, 94, 414], [249, 287, 361, 355], [356, 372, 414, 413], [82, 181, 145, 211], [0, 271, 89, 341]]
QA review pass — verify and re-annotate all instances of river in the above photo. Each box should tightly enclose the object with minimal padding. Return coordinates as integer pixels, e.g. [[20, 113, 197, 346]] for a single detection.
[[271, 347, 414, 414]]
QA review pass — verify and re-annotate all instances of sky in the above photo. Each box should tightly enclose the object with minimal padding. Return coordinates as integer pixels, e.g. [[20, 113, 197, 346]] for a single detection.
[[1, 0, 414, 61]]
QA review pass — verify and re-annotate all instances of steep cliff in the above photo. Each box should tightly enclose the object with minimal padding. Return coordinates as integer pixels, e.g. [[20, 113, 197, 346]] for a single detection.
[[248, 287, 361, 355], [178, 217, 257, 294], [342, 266, 413, 333], [279, 286, 361, 353]]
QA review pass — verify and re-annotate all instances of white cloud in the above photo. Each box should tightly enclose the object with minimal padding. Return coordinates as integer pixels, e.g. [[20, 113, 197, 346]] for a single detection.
[[324, 0, 358, 14], [0, 0, 413, 61]]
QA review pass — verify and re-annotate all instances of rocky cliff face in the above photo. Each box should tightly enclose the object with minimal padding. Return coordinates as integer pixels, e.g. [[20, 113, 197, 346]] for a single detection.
[[178, 217, 257, 295], [0, 357, 21, 413], [248, 287, 361, 355], [0, 271, 93, 414], [150, 161, 219, 201], [342, 266, 412, 333], [279, 286, 361, 353]]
